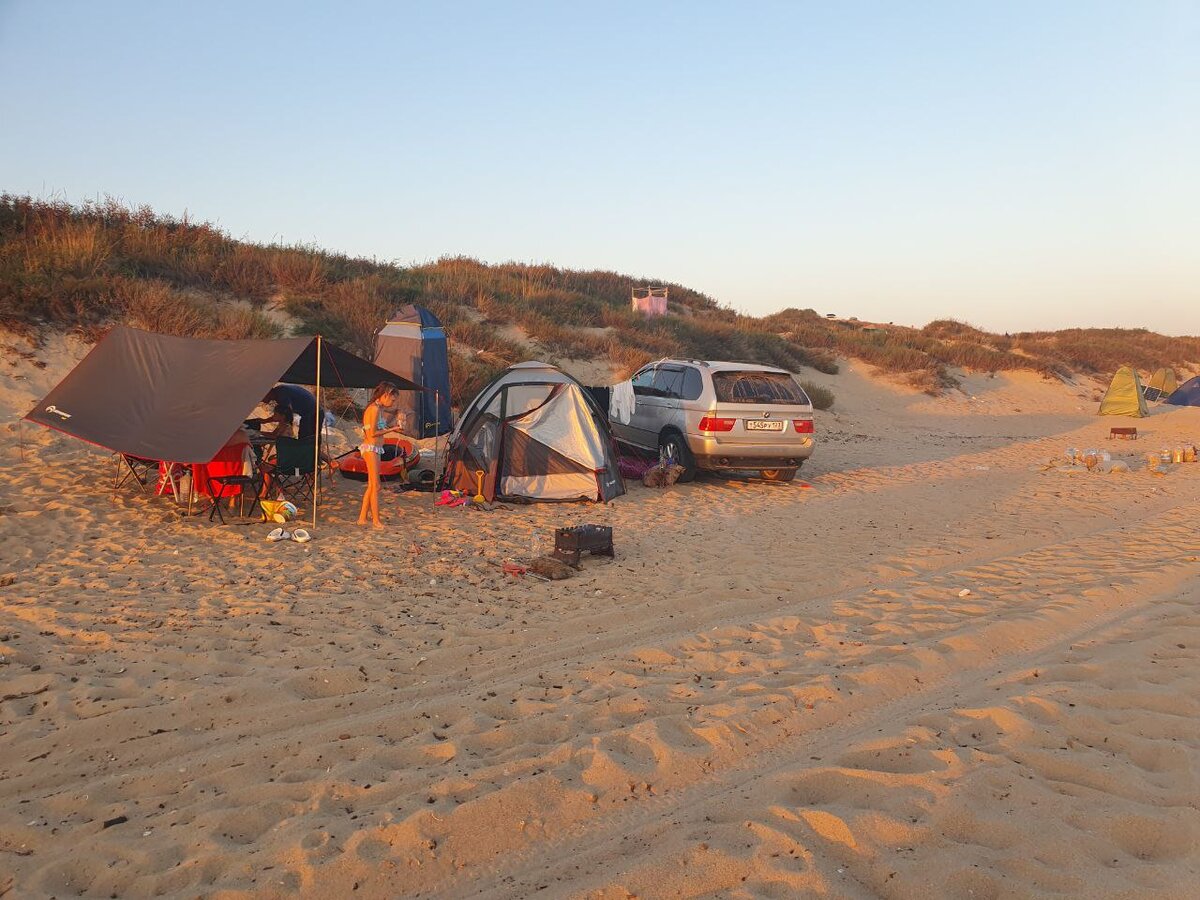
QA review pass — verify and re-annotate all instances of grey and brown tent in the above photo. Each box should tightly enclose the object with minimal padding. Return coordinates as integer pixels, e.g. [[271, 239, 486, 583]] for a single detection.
[[441, 361, 625, 503], [25, 325, 421, 523]]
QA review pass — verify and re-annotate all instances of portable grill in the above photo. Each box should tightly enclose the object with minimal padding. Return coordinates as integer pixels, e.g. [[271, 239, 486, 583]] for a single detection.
[[552, 524, 615, 567]]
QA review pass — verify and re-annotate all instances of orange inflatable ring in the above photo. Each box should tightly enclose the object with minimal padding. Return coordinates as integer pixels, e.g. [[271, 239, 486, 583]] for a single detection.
[[337, 436, 421, 481]]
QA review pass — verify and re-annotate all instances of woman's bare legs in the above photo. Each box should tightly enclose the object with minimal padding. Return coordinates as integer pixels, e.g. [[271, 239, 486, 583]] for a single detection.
[[356, 472, 370, 525], [369, 454, 383, 527], [358, 451, 384, 527]]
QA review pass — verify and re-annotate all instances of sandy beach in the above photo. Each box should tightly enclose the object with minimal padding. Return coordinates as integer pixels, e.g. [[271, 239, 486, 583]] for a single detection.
[[3, 340, 1199, 898]]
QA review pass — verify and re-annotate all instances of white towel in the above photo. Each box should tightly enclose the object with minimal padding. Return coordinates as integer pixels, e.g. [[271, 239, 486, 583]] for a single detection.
[[610, 379, 636, 425]]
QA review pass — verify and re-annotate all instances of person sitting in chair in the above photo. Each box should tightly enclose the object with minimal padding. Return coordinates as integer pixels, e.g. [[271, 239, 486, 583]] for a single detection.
[[247, 385, 318, 439]]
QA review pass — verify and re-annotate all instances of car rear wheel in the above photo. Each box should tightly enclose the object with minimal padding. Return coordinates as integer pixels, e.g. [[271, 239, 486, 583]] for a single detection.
[[759, 468, 798, 482], [659, 431, 696, 483]]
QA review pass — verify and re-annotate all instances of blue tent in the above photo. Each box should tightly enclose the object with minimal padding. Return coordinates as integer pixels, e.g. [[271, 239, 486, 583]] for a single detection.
[[1165, 376, 1200, 407], [374, 305, 453, 436]]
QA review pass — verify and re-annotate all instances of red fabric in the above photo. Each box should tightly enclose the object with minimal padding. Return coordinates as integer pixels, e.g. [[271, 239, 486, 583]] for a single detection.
[[618, 454, 655, 479], [192, 433, 251, 497], [149, 432, 251, 498]]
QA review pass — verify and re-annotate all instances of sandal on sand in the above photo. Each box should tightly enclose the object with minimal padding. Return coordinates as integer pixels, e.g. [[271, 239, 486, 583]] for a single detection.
[[267, 528, 291, 542], [291, 528, 312, 544]]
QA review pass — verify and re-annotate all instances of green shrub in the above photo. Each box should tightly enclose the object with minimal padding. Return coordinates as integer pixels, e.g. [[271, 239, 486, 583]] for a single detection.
[[800, 380, 834, 410]]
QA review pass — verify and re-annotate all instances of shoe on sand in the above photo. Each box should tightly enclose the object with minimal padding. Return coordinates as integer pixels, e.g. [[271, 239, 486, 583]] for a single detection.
[[267, 527, 290, 542], [291, 528, 312, 544]]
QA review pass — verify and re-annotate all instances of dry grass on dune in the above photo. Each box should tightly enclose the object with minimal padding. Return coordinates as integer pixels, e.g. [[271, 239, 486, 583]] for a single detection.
[[1, 196, 836, 405], [770, 308, 1200, 395], [5, 194, 1199, 409]]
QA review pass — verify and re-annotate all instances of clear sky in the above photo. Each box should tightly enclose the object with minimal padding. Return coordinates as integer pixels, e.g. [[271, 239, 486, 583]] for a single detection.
[[2, 1, 1197, 333]]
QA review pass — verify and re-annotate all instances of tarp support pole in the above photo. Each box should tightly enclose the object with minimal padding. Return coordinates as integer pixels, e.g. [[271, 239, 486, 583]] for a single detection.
[[312, 334, 322, 529], [436, 388, 446, 468]]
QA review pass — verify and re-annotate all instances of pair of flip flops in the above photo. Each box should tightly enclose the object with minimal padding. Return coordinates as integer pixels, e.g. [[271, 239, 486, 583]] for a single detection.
[[267, 527, 312, 543]]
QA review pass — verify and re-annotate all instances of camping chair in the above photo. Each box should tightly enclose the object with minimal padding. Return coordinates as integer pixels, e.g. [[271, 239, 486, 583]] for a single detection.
[[156, 462, 187, 503], [208, 465, 267, 525], [114, 454, 157, 494], [262, 435, 317, 507]]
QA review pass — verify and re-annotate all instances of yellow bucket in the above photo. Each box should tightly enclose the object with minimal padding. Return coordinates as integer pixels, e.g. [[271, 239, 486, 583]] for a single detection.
[[260, 500, 297, 523]]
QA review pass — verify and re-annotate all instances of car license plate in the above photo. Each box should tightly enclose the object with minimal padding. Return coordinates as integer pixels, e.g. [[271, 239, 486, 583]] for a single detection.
[[744, 419, 784, 431]]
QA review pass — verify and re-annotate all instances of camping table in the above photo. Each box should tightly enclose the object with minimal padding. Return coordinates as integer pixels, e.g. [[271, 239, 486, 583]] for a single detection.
[[246, 432, 278, 464]]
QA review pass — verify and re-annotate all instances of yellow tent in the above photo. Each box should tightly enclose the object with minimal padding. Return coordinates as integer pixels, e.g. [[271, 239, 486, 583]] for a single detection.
[[1098, 366, 1148, 417], [1145, 368, 1177, 402]]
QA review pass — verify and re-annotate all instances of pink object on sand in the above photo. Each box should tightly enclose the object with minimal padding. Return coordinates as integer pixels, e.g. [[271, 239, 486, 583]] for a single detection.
[[618, 455, 655, 479]]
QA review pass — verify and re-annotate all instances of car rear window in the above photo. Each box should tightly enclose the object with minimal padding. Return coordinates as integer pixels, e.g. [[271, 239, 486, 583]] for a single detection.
[[712, 371, 810, 405]]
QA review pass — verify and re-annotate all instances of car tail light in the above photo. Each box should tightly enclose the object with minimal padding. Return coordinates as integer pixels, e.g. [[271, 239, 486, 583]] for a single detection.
[[698, 416, 736, 432], [793, 419, 814, 434]]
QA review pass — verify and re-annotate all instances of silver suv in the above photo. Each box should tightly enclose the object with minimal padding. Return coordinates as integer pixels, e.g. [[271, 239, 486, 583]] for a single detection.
[[612, 359, 815, 482]]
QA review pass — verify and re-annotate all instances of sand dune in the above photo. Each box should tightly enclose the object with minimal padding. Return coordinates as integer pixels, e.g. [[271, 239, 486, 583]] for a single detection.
[[3, 341, 1199, 897]]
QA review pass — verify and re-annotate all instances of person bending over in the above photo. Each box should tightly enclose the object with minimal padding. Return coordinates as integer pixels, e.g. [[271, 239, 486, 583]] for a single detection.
[[250, 385, 318, 439]]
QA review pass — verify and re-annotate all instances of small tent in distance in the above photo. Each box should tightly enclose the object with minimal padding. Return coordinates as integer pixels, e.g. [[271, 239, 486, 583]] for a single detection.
[[441, 361, 625, 503], [1098, 366, 1148, 417], [1165, 375, 1200, 407], [1143, 368, 1178, 403]]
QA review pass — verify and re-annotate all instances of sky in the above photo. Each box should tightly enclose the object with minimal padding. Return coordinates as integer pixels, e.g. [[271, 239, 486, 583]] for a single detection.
[[2, 1, 1197, 333]]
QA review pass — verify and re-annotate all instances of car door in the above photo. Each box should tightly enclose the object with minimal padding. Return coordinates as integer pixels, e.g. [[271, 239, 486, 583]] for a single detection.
[[623, 365, 659, 448], [651, 365, 688, 436]]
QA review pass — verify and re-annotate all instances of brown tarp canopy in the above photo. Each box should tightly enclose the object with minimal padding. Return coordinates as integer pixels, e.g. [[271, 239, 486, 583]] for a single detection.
[[25, 325, 421, 464]]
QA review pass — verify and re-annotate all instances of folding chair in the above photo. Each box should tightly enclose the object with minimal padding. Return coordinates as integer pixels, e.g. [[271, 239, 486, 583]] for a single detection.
[[155, 462, 187, 502], [262, 436, 317, 507], [114, 454, 157, 494], [208, 466, 267, 525]]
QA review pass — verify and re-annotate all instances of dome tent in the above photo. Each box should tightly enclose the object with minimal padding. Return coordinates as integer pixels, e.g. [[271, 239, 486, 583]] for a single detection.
[[1098, 366, 1148, 417], [441, 361, 625, 503], [1166, 375, 1200, 407]]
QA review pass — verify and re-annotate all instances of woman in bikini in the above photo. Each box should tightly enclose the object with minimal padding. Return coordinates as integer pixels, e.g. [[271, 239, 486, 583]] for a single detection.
[[358, 381, 401, 528]]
